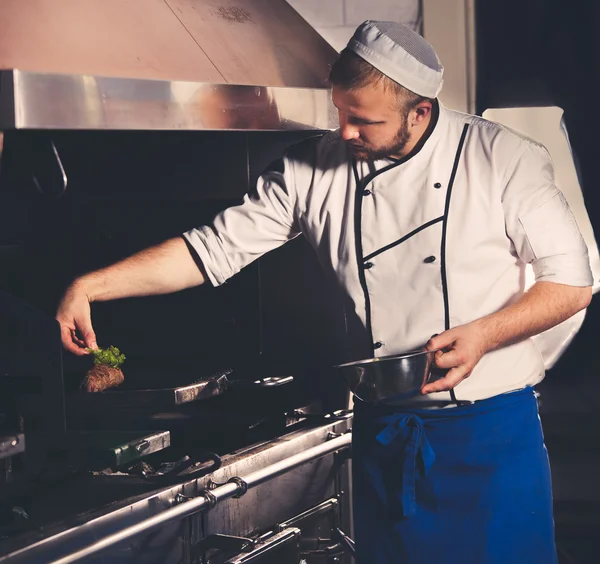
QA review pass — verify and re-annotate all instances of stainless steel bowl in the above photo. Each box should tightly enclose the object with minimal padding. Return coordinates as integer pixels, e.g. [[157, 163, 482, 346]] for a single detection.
[[335, 349, 445, 404]]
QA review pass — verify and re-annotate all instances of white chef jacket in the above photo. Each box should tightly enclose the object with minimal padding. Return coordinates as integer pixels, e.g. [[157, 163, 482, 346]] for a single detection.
[[184, 102, 593, 404]]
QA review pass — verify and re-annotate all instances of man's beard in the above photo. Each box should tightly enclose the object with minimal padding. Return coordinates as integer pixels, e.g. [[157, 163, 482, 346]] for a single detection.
[[349, 120, 410, 161]]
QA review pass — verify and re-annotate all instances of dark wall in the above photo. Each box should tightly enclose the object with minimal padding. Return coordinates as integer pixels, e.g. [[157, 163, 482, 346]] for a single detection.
[[0, 129, 347, 403]]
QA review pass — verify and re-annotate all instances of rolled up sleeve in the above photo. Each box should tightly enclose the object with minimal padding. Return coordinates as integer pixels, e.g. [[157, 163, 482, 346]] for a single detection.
[[183, 159, 301, 286], [503, 143, 593, 287]]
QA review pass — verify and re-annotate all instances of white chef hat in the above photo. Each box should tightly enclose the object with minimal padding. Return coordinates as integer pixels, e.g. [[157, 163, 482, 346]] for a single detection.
[[346, 20, 444, 98]]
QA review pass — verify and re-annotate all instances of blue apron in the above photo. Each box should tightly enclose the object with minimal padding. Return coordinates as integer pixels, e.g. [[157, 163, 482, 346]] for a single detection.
[[352, 387, 557, 563]]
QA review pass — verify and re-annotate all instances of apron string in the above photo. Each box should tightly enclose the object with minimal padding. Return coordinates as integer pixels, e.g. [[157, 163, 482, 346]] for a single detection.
[[375, 413, 435, 517]]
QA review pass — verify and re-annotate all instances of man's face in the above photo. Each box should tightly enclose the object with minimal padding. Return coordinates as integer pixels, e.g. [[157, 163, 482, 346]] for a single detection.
[[332, 83, 410, 160]]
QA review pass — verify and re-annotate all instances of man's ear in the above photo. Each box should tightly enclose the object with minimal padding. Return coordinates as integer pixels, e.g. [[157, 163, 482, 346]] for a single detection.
[[411, 101, 433, 125]]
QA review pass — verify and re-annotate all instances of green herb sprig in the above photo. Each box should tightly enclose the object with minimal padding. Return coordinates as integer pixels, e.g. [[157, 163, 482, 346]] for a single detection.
[[85, 345, 126, 369]]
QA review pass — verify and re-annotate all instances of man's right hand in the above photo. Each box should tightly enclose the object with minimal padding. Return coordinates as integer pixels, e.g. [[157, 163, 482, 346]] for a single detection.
[[56, 282, 98, 355]]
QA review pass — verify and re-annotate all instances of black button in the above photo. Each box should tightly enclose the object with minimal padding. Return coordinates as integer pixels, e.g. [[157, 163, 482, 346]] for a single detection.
[[434, 182, 442, 189], [363, 189, 372, 196], [364, 261, 374, 269], [424, 255, 437, 263], [373, 341, 383, 349]]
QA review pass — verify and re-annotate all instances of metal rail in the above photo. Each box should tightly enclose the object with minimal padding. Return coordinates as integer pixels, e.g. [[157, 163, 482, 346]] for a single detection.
[[48, 432, 352, 564]]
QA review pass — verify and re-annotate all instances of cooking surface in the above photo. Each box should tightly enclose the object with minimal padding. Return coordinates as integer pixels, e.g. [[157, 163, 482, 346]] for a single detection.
[[65, 369, 305, 431]]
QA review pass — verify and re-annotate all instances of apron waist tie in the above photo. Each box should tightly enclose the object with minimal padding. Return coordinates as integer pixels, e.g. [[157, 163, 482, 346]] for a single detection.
[[375, 413, 435, 517]]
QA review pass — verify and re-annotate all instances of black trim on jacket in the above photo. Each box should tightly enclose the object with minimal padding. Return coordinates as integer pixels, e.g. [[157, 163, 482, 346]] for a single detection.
[[351, 101, 441, 357], [363, 216, 444, 262], [352, 160, 376, 356], [441, 124, 470, 332], [440, 123, 470, 402]]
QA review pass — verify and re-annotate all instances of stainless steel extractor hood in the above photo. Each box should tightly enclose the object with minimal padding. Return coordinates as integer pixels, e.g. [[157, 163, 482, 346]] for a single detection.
[[0, 0, 339, 131]]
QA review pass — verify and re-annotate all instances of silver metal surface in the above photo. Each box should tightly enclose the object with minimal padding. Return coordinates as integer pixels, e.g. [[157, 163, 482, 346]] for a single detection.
[[45, 433, 351, 563], [0, 416, 352, 563], [174, 374, 229, 404], [112, 431, 171, 467], [225, 528, 301, 563], [277, 498, 338, 531], [335, 527, 356, 557], [0, 70, 338, 132], [198, 415, 351, 544], [0, 0, 337, 88], [336, 348, 445, 403], [64, 430, 171, 468]]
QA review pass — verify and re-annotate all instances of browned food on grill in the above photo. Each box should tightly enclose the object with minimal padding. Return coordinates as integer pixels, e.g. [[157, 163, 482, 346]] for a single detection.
[[81, 345, 126, 392], [83, 364, 125, 392]]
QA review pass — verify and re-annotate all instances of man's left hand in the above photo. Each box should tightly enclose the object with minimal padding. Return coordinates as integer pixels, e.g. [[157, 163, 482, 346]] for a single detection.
[[421, 322, 489, 394]]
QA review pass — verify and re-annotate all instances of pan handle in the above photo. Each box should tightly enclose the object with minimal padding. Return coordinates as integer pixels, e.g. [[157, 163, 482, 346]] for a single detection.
[[144, 452, 222, 485], [250, 376, 294, 388], [227, 376, 294, 390]]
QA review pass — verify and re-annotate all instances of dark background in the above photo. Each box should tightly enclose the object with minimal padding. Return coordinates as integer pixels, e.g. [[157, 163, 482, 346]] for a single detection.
[[476, 1, 600, 561]]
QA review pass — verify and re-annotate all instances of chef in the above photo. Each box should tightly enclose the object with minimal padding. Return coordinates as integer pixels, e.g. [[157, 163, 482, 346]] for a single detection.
[[57, 21, 592, 563]]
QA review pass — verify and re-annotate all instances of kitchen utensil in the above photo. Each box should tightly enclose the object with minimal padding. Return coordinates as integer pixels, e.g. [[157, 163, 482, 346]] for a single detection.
[[335, 348, 446, 404]]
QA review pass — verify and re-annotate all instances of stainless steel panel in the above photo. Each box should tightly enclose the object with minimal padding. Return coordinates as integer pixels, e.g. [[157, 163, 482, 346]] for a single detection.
[[199, 449, 343, 542], [48, 433, 351, 563], [0, 70, 338, 131], [165, 0, 337, 87], [0, 0, 224, 84], [0, 0, 336, 88], [0, 417, 352, 563]]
